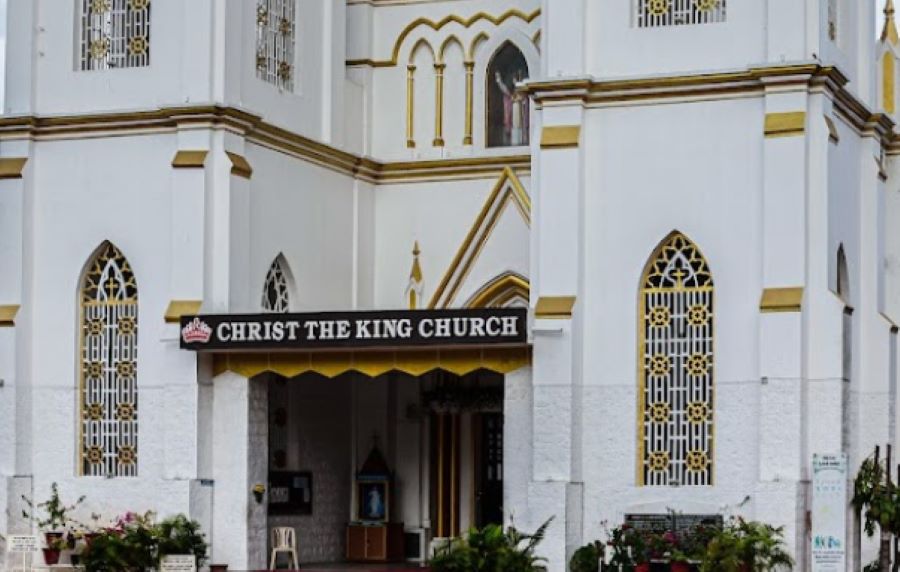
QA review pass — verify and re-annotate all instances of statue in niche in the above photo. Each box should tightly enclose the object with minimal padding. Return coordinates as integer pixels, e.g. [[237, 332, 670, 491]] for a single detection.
[[487, 43, 530, 147]]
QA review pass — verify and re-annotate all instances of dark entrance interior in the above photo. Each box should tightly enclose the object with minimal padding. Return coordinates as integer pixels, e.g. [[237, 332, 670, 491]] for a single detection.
[[474, 413, 504, 528]]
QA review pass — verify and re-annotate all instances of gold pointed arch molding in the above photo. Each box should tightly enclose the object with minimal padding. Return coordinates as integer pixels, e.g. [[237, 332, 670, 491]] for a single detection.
[[347, 9, 541, 67], [430, 167, 531, 309], [213, 347, 531, 379]]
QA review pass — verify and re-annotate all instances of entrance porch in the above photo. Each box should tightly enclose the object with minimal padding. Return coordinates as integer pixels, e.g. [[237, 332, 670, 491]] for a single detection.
[[205, 347, 531, 570]]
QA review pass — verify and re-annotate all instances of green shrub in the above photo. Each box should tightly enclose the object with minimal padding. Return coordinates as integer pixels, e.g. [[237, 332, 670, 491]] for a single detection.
[[80, 512, 207, 572], [569, 541, 603, 572], [431, 517, 553, 572]]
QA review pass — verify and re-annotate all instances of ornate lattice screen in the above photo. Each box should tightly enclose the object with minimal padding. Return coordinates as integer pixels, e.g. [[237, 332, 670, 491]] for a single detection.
[[79, 242, 138, 477], [256, 0, 296, 91], [639, 232, 714, 486], [636, 0, 726, 28], [262, 257, 291, 313], [78, 0, 151, 71]]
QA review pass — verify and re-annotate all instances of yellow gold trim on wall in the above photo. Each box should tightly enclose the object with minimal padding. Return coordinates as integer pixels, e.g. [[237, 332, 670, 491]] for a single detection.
[[211, 347, 532, 379], [760, 287, 804, 313], [885, 52, 896, 115], [824, 115, 840, 143], [429, 167, 531, 308], [347, 9, 541, 68], [467, 273, 529, 308], [171, 150, 208, 169], [0, 158, 27, 179], [164, 300, 203, 323], [407, 65, 416, 148], [540, 126, 581, 149], [464, 61, 475, 145], [0, 304, 20, 326], [764, 112, 807, 138], [535, 296, 576, 319], [226, 152, 253, 179], [434, 63, 446, 147]]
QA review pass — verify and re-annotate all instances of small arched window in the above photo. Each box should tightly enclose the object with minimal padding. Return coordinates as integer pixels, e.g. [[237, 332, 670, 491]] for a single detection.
[[79, 241, 139, 477], [78, 0, 151, 71], [638, 232, 714, 486], [486, 43, 530, 148], [262, 255, 291, 313]]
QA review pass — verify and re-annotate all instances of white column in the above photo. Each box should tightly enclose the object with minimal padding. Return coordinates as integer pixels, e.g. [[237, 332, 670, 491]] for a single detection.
[[211, 372, 268, 570], [531, 98, 584, 571], [542, 0, 585, 77], [756, 83, 810, 563], [503, 367, 533, 528]]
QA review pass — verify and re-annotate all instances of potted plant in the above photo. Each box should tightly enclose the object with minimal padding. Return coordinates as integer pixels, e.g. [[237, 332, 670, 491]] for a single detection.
[[22, 482, 86, 546]]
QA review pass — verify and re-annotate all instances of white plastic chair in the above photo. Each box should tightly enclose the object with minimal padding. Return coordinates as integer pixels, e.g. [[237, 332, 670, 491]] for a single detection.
[[269, 527, 299, 570]]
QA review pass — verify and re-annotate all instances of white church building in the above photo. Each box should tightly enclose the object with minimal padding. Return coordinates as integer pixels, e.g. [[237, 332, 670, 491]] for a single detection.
[[2, 0, 900, 570]]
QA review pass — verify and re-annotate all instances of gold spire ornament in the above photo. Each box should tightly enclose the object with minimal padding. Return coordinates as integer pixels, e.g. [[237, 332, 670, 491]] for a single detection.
[[406, 241, 424, 309], [884, 0, 899, 45]]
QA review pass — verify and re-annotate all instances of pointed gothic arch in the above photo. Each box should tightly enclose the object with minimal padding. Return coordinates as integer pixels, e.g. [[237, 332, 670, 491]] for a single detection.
[[78, 241, 139, 477], [262, 253, 294, 313], [637, 231, 714, 487], [486, 41, 530, 147], [836, 244, 850, 305], [466, 272, 529, 309]]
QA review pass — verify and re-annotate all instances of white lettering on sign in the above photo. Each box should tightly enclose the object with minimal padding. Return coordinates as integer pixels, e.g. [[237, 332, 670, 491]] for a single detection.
[[160, 555, 197, 572], [181, 311, 525, 349], [7, 535, 38, 553]]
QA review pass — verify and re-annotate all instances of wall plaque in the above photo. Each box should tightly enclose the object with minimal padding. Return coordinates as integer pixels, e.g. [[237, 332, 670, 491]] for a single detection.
[[811, 453, 847, 572]]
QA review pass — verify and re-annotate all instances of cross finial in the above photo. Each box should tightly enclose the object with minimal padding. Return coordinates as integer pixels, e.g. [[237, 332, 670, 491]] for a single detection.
[[884, 0, 899, 45]]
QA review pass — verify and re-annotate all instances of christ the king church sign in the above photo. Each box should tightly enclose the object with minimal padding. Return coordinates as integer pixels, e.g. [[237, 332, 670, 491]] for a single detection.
[[180, 308, 527, 351]]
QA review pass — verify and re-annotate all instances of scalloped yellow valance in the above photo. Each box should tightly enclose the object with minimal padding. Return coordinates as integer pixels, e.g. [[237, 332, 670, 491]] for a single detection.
[[212, 346, 531, 379]]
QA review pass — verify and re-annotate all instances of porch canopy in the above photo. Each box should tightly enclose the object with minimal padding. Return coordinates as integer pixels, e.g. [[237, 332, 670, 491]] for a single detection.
[[179, 307, 531, 378]]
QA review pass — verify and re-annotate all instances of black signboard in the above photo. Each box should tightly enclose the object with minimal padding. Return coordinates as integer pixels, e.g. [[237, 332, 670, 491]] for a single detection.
[[625, 513, 723, 534], [268, 471, 312, 516], [180, 308, 528, 351]]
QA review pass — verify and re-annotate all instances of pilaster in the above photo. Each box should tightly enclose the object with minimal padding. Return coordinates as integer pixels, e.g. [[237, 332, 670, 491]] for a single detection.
[[211, 372, 268, 570], [531, 95, 584, 571], [756, 77, 810, 560], [542, 0, 585, 77]]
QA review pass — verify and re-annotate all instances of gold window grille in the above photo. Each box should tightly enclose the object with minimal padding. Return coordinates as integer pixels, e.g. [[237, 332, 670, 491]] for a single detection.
[[636, 0, 726, 28], [79, 242, 139, 477], [262, 256, 291, 313], [256, 0, 296, 91], [638, 232, 714, 486], [78, 0, 151, 71]]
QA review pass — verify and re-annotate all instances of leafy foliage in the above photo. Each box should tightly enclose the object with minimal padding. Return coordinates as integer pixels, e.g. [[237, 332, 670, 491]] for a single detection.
[[79, 512, 208, 572], [21, 482, 86, 531], [699, 519, 793, 572], [431, 517, 553, 572], [569, 541, 603, 572]]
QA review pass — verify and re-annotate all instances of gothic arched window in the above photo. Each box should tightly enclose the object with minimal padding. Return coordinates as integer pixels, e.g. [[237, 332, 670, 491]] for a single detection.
[[256, 0, 296, 91], [262, 256, 291, 313], [79, 242, 139, 477], [487, 43, 529, 148], [638, 232, 714, 486], [78, 0, 151, 71]]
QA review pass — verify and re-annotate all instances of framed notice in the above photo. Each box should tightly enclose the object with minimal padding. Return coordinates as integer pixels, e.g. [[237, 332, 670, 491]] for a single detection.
[[160, 555, 197, 572], [268, 471, 313, 516], [6, 535, 38, 553], [811, 453, 847, 572]]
